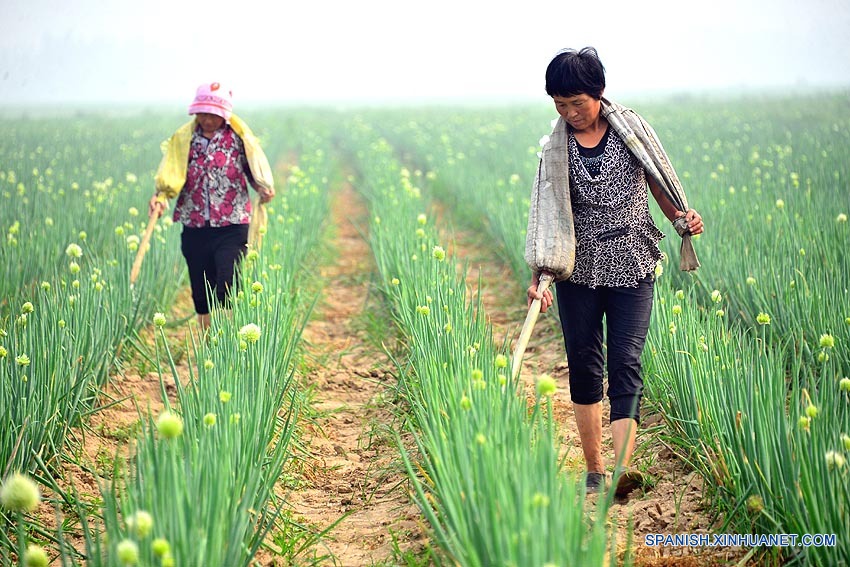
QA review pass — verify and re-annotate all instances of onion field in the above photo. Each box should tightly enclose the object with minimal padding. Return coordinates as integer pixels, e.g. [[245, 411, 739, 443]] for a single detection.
[[1, 93, 848, 566]]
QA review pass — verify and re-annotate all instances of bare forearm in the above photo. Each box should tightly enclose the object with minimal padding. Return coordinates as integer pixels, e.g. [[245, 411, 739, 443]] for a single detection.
[[648, 176, 681, 221]]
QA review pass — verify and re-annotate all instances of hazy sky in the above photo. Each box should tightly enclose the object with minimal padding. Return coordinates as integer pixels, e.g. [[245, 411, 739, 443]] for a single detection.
[[1, 0, 849, 106]]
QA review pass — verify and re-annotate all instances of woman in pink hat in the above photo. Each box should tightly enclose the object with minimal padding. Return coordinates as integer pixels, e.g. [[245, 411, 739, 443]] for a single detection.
[[148, 82, 275, 331]]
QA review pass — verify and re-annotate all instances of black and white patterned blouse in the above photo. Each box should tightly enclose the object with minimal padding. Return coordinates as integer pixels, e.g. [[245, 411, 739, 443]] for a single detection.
[[567, 126, 664, 288]]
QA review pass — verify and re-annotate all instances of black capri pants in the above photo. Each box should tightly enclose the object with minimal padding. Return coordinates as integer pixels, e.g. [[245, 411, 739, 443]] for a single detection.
[[180, 223, 249, 315], [555, 275, 654, 423]]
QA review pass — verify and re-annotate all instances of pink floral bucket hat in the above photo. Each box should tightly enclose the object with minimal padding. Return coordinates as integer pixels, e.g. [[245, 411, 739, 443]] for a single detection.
[[188, 82, 233, 121]]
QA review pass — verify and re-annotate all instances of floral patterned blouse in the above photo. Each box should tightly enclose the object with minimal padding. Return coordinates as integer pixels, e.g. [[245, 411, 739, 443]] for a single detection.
[[567, 127, 664, 288], [173, 124, 254, 227]]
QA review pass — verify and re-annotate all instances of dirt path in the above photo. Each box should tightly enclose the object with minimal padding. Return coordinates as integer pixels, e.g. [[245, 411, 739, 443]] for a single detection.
[[285, 182, 423, 566]]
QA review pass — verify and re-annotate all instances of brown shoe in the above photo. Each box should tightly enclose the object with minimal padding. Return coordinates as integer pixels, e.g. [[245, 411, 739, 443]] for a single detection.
[[614, 468, 647, 497]]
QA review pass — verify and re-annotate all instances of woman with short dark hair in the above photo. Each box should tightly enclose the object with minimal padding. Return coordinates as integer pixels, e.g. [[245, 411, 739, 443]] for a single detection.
[[525, 47, 704, 497]]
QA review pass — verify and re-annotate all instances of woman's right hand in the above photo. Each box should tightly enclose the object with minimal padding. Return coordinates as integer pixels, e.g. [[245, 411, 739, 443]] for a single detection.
[[527, 272, 554, 312], [148, 194, 166, 219]]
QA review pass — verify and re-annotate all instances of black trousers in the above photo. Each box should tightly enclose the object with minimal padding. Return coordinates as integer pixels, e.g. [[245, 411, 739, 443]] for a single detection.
[[180, 223, 249, 315], [555, 276, 654, 423]]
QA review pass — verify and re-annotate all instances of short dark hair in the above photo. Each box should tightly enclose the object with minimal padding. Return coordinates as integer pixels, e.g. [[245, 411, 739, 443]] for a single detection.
[[545, 47, 606, 99]]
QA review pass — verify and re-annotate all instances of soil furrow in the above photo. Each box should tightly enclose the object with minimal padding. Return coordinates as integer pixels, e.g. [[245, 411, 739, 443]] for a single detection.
[[286, 181, 423, 566]]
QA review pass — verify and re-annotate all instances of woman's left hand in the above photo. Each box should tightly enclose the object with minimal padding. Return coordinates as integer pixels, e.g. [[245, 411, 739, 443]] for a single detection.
[[258, 186, 275, 204], [678, 209, 704, 235]]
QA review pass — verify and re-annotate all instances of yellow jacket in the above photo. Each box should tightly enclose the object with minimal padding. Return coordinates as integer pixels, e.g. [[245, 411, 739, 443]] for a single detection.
[[154, 114, 274, 201]]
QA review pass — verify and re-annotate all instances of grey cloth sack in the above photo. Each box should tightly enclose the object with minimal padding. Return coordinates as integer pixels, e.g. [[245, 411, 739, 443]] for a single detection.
[[524, 117, 575, 282]]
